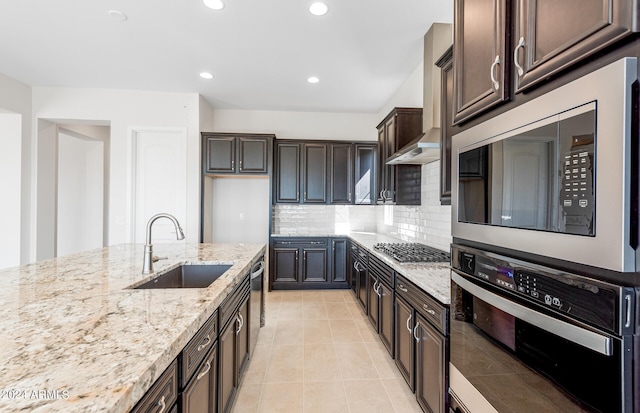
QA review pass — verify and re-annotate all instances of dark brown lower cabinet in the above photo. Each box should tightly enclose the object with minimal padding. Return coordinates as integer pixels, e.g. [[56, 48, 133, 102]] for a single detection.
[[415, 312, 448, 413], [367, 255, 394, 357], [131, 360, 178, 413], [219, 294, 250, 413], [181, 343, 217, 413], [270, 237, 348, 290], [394, 295, 414, 391]]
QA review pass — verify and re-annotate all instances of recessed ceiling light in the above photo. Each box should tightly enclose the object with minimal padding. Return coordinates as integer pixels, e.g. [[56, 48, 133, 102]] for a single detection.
[[309, 2, 328, 16], [200, 72, 214, 79], [108, 10, 128, 21], [307, 76, 320, 84], [203, 0, 225, 10]]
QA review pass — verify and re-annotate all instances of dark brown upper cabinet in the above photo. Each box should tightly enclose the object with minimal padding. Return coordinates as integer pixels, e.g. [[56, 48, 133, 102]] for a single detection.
[[376, 108, 423, 205], [302, 143, 328, 203], [452, 0, 640, 124], [274, 140, 377, 205], [453, 0, 510, 125], [436, 46, 454, 205], [330, 144, 354, 204], [513, 0, 640, 92], [202, 133, 273, 175]]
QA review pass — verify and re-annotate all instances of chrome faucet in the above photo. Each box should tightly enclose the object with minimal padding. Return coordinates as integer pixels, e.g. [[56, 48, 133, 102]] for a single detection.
[[142, 213, 185, 274]]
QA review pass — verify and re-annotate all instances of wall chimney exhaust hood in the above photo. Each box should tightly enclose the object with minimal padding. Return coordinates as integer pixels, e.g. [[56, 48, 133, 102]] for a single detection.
[[386, 129, 441, 164], [387, 23, 452, 165]]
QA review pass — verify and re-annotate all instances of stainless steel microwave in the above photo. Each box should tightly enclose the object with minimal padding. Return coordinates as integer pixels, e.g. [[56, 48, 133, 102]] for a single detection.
[[451, 58, 639, 273]]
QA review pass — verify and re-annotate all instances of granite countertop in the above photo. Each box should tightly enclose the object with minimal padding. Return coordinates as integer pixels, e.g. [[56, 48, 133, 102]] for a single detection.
[[0, 242, 265, 413], [348, 233, 451, 304]]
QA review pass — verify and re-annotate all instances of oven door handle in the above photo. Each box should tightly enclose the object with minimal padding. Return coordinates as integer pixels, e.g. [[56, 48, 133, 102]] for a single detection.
[[452, 272, 613, 356]]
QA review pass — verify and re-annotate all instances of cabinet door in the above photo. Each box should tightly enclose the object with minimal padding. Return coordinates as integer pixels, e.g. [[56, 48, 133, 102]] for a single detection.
[[237, 298, 250, 376], [238, 137, 268, 174], [182, 343, 217, 413], [453, 0, 510, 124], [415, 313, 448, 413], [273, 248, 299, 284], [354, 144, 376, 204], [514, 0, 638, 92], [302, 144, 328, 203], [367, 274, 380, 331], [383, 118, 396, 202], [395, 296, 415, 391], [275, 143, 300, 203], [379, 281, 394, 357], [437, 47, 454, 205], [219, 319, 237, 413], [205, 136, 236, 173], [302, 248, 328, 283], [357, 261, 368, 310], [332, 238, 347, 283], [330, 144, 353, 204], [376, 127, 386, 203]]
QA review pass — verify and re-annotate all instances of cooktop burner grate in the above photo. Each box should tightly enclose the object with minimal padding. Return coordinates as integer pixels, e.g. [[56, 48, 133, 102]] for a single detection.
[[373, 242, 450, 263]]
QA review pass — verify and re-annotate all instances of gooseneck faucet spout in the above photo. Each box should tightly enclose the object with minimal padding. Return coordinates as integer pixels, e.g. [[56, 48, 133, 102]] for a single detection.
[[142, 213, 185, 274]]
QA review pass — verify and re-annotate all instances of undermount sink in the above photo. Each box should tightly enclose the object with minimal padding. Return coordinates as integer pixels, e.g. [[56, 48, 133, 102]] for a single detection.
[[134, 264, 232, 289]]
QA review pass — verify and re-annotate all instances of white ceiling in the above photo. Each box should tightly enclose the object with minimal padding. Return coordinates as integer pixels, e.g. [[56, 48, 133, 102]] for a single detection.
[[0, 0, 453, 114]]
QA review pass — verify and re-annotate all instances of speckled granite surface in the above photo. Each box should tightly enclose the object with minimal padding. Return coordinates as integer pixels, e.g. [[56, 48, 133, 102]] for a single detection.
[[0, 243, 265, 413], [341, 232, 451, 305]]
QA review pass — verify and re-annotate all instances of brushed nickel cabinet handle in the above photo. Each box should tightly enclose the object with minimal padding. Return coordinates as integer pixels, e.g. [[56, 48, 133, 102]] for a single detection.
[[406, 313, 412, 333], [423, 304, 436, 315], [197, 334, 211, 352], [413, 323, 420, 343], [196, 360, 211, 381], [398, 284, 408, 293], [490, 55, 500, 91], [157, 396, 166, 413], [514, 36, 525, 77]]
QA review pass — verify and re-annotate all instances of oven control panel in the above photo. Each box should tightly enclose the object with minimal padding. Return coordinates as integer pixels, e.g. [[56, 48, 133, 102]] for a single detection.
[[452, 245, 625, 334]]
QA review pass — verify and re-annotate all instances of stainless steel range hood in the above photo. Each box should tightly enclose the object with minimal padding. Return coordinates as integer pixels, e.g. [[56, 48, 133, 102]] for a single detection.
[[387, 23, 452, 165], [386, 129, 441, 164]]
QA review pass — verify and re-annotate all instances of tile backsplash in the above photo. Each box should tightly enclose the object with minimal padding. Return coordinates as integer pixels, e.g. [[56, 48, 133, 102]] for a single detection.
[[272, 162, 452, 251]]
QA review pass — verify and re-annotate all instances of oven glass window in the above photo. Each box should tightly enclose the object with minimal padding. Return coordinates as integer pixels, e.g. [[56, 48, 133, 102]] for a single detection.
[[458, 103, 596, 236]]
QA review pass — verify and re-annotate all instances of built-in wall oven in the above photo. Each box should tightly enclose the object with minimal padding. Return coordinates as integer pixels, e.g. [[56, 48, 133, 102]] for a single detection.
[[449, 57, 640, 412]]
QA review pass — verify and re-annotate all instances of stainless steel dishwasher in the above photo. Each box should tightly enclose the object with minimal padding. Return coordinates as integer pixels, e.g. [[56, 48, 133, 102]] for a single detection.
[[249, 255, 265, 355]]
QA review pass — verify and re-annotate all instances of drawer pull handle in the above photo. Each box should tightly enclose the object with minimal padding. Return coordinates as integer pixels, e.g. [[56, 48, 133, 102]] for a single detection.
[[157, 396, 166, 413], [423, 304, 436, 315], [406, 313, 412, 333], [196, 360, 211, 381], [413, 323, 421, 343], [197, 334, 211, 352], [398, 284, 408, 293]]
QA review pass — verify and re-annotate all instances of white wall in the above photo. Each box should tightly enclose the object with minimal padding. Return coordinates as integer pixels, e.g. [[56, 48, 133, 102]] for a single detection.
[[32, 88, 202, 246], [0, 73, 31, 266], [0, 111, 22, 268], [57, 131, 104, 257], [211, 109, 379, 141]]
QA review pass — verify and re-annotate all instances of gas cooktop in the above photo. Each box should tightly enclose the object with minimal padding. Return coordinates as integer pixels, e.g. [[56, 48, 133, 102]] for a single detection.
[[373, 243, 450, 263]]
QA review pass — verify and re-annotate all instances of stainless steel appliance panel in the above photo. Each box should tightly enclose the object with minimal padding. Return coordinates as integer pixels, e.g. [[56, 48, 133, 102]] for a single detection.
[[451, 58, 638, 272]]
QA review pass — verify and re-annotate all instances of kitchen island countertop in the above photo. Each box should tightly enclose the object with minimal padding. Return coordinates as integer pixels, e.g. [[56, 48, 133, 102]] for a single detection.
[[0, 242, 265, 413]]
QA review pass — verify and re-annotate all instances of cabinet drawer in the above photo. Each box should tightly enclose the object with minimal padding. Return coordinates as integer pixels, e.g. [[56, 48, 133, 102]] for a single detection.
[[396, 275, 448, 335], [131, 359, 178, 413], [219, 275, 250, 330], [368, 254, 393, 286], [273, 237, 327, 247], [180, 310, 218, 387]]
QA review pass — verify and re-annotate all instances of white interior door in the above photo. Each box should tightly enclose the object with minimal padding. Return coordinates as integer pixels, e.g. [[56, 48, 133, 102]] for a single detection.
[[133, 129, 187, 243]]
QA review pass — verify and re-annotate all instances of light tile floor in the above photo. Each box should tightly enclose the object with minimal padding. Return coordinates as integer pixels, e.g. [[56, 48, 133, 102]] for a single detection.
[[232, 289, 424, 413]]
